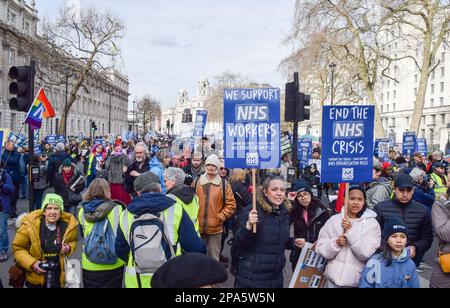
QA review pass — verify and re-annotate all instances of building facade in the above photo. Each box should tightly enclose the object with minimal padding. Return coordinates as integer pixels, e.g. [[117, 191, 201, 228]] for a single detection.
[[0, 0, 129, 139]]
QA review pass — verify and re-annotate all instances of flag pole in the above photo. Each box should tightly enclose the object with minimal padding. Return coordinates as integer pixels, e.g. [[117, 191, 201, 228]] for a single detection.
[[252, 168, 257, 233]]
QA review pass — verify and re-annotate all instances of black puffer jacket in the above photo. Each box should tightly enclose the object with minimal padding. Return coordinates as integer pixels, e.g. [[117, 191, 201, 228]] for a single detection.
[[230, 181, 252, 218], [374, 198, 433, 262], [289, 199, 330, 269], [233, 191, 293, 288]]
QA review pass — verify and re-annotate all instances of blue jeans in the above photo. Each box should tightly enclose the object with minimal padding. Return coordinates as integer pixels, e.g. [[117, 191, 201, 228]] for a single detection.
[[20, 175, 28, 199], [0, 212, 9, 253], [34, 189, 45, 211]]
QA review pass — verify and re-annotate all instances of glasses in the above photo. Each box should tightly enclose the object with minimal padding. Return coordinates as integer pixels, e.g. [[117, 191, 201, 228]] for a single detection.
[[220, 168, 226, 171]]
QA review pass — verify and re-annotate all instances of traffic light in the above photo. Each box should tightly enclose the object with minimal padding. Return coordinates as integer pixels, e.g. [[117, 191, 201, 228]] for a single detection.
[[9, 65, 34, 112], [298, 93, 311, 121], [167, 119, 170, 129], [91, 121, 98, 131], [285, 81, 299, 122]]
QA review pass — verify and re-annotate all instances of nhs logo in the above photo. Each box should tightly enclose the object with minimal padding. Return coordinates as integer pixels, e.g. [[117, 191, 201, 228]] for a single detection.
[[235, 104, 269, 122]]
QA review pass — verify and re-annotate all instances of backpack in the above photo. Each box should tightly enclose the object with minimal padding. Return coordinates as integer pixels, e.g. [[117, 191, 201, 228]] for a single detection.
[[83, 218, 117, 265], [129, 212, 175, 288]]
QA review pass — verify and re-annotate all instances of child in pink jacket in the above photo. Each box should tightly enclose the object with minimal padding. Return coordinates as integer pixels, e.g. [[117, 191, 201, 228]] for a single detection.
[[316, 185, 381, 288]]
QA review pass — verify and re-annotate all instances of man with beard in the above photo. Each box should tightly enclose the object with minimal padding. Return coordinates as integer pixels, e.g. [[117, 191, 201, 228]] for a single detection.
[[183, 152, 204, 186], [124, 142, 150, 197]]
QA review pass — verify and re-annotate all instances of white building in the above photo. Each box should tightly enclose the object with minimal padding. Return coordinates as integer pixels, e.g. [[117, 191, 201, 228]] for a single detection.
[[161, 78, 211, 138], [0, 0, 129, 138]]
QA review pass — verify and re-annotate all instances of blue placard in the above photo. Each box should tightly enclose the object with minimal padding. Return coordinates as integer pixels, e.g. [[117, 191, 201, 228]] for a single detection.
[[94, 138, 106, 147], [224, 88, 281, 169], [57, 135, 66, 144], [46, 135, 57, 146], [0, 131, 3, 157], [416, 138, 427, 156], [298, 138, 313, 170], [374, 138, 390, 158], [193, 110, 208, 138], [402, 132, 416, 156], [321, 106, 375, 183]]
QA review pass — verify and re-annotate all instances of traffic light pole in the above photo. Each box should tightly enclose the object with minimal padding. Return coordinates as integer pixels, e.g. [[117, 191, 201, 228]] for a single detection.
[[292, 73, 300, 177], [28, 60, 36, 213]]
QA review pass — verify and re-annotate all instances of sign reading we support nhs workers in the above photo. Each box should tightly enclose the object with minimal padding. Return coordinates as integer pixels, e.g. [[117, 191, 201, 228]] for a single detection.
[[402, 132, 416, 156], [224, 88, 281, 169], [321, 106, 374, 183], [193, 110, 208, 138]]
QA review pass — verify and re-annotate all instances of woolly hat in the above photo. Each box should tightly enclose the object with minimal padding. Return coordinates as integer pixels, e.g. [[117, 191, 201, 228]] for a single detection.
[[134, 171, 160, 192], [383, 217, 408, 239], [205, 154, 220, 169], [292, 180, 313, 196], [61, 159, 72, 168], [42, 194, 64, 212], [151, 253, 228, 288]]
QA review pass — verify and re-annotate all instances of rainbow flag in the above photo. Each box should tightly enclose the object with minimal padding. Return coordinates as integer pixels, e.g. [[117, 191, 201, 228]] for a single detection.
[[24, 88, 55, 129]]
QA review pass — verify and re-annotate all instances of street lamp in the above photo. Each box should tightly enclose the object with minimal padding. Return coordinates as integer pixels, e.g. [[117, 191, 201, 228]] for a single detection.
[[108, 85, 112, 135], [133, 99, 136, 136], [329, 63, 337, 105], [64, 67, 70, 137]]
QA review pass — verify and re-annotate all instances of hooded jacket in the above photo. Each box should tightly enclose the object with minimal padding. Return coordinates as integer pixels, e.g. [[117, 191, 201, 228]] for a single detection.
[[412, 183, 435, 213], [234, 190, 294, 288], [12, 210, 78, 287], [359, 250, 420, 288], [315, 209, 381, 287], [0, 171, 15, 213], [115, 192, 206, 263], [105, 152, 128, 184], [149, 156, 166, 193], [47, 150, 73, 185], [54, 163, 85, 208], [366, 177, 392, 209], [193, 173, 236, 234], [1, 149, 21, 183]]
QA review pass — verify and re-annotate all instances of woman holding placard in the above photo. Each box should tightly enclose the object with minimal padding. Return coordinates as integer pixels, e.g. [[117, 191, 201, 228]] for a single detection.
[[315, 185, 381, 288]]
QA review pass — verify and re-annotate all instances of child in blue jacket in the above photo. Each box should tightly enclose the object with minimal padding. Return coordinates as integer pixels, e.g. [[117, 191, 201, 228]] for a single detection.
[[359, 217, 420, 288]]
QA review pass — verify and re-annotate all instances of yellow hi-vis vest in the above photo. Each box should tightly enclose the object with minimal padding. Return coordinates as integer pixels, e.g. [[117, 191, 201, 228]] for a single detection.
[[166, 193, 200, 236], [431, 172, 448, 200], [87, 154, 95, 176], [78, 203, 124, 271], [119, 203, 183, 288]]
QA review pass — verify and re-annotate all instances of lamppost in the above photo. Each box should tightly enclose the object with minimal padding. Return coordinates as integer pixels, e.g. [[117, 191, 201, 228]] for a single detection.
[[133, 99, 136, 136], [108, 85, 112, 134], [64, 67, 70, 137], [329, 63, 337, 105]]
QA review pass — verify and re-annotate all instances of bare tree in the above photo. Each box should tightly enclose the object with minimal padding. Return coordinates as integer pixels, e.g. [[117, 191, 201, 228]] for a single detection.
[[136, 96, 161, 133], [378, 0, 450, 134], [40, 5, 124, 135]]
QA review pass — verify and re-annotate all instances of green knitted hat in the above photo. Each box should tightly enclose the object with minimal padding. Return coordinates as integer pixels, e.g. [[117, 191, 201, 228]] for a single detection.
[[42, 194, 64, 212]]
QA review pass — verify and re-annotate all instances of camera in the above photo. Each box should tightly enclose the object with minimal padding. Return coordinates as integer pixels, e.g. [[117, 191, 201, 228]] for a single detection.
[[39, 261, 59, 288]]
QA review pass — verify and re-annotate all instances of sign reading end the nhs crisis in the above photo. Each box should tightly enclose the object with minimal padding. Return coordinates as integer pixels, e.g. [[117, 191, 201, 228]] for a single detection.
[[321, 106, 374, 184], [224, 88, 280, 169]]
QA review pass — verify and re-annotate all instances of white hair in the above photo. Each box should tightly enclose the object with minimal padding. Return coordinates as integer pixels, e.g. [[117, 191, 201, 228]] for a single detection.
[[164, 167, 186, 187], [135, 142, 149, 155], [55, 143, 65, 152]]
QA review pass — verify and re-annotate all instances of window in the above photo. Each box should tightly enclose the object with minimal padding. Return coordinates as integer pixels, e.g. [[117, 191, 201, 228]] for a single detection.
[[441, 115, 445, 125], [8, 10, 16, 25], [387, 92, 390, 100], [432, 70, 435, 80], [414, 88, 418, 96], [381, 93, 384, 101], [440, 82, 444, 93], [23, 21, 30, 33], [441, 67, 445, 77], [381, 105, 384, 113], [431, 115, 436, 125], [8, 48, 15, 66], [440, 97, 444, 105], [431, 84, 435, 94], [415, 74, 418, 83], [406, 117, 410, 126], [431, 98, 434, 107], [393, 90, 396, 99], [387, 104, 390, 112], [388, 80, 390, 88], [442, 52, 445, 63], [10, 113, 16, 132], [393, 103, 396, 111]]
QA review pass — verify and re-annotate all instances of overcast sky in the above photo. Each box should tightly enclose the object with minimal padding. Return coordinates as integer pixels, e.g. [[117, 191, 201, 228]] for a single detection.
[[35, 0, 295, 109]]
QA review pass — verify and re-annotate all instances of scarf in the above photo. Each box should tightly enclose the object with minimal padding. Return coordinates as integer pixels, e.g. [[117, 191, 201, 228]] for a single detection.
[[63, 168, 74, 185]]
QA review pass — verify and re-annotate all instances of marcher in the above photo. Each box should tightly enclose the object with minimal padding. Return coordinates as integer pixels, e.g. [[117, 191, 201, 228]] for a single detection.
[[12, 194, 78, 288], [1, 140, 21, 218], [429, 188, 450, 288], [150, 149, 172, 194], [0, 164, 16, 262], [193, 154, 236, 262], [289, 182, 330, 271], [47, 142, 73, 187], [124, 142, 150, 197], [410, 167, 435, 215], [302, 163, 322, 199], [105, 144, 131, 205], [78, 179, 125, 288], [374, 173, 433, 268], [366, 160, 392, 209], [233, 175, 301, 288], [18, 147, 29, 200], [430, 162, 448, 200], [151, 253, 228, 288], [183, 152, 204, 186], [32, 155, 49, 211], [54, 159, 85, 216], [410, 152, 427, 172], [86, 144, 106, 187], [316, 185, 381, 288], [359, 218, 419, 288], [115, 171, 206, 288]]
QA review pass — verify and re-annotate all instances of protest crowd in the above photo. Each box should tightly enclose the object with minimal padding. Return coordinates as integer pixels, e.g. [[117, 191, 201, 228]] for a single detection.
[[0, 130, 449, 289]]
